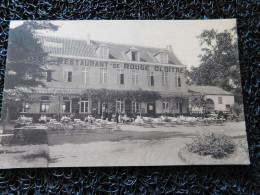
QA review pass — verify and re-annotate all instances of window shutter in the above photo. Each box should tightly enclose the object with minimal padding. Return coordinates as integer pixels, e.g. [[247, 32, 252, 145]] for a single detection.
[[175, 76, 177, 87], [104, 71, 107, 83], [86, 71, 89, 84], [117, 71, 119, 84], [100, 70, 102, 83]]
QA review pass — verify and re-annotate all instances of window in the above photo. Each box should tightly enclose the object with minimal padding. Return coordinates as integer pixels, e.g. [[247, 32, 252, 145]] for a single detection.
[[117, 70, 124, 84], [63, 67, 73, 82], [218, 97, 223, 104], [116, 99, 124, 113], [132, 51, 138, 61], [62, 97, 71, 113], [80, 97, 89, 113], [98, 47, 109, 59], [23, 102, 29, 112], [132, 101, 140, 113], [177, 76, 181, 87], [46, 70, 52, 82], [100, 68, 108, 84], [162, 72, 168, 86], [41, 96, 50, 101], [226, 104, 231, 112], [40, 103, 50, 113], [148, 72, 154, 86], [82, 67, 89, 84], [132, 70, 138, 86], [163, 102, 169, 113], [40, 96, 50, 113], [160, 53, 168, 63], [176, 103, 183, 113], [175, 76, 181, 87]]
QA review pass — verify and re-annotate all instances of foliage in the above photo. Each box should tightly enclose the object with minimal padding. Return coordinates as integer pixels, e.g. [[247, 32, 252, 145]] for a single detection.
[[185, 28, 243, 104], [2, 21, 58, 121], [80, 88, 162, 103], [5, 21, 58, 89], [231, 103, 244, 118], [189, 92, 205, 110], [186, 131, 236, 159]]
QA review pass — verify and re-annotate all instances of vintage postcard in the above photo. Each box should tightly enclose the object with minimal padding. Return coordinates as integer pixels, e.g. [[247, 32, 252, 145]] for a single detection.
[[0, 20, 249, 168]]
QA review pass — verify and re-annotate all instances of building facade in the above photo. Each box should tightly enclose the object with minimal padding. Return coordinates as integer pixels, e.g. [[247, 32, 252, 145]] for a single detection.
[[188, 86, 235, 114], [20, 35, 190, 119]]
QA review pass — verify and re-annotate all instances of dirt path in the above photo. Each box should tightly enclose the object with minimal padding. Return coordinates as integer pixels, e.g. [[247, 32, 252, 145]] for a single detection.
[[48, 137, 190, 167]]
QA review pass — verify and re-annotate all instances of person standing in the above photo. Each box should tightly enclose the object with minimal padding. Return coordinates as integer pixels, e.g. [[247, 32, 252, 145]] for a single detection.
[[116, 112, 119, 124]]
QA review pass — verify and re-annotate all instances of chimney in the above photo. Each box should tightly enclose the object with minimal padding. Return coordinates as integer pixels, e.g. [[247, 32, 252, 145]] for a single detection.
[[166, 45, 173, 53], [87, 33, 91, 45]]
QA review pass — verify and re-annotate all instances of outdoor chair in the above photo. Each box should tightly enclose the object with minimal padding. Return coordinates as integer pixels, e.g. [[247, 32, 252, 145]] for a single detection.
[[166, 117, 178, 127], [143, 117, 152, 123], [133, 117, 145, 126], [151, 118, 165, 126], [184, 117, 197, 127]]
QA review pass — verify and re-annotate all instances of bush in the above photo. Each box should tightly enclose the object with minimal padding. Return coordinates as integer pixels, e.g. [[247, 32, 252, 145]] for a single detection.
[[8, 129, 47, 145], [186, 131, 236, 159]]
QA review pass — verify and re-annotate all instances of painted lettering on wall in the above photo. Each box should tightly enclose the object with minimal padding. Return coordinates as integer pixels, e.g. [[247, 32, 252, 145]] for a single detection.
[[49, 57, 185, 73]]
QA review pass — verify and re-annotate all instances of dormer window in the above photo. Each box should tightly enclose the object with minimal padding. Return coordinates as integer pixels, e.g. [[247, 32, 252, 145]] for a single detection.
[[155, 50, 169, 64], [132, 51, 138, 61], [96, 44, 109, 59], [126, 47, 140, 61]]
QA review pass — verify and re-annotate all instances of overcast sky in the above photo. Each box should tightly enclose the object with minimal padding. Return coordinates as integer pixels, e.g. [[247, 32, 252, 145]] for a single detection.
[[10, 19, 236, 69]]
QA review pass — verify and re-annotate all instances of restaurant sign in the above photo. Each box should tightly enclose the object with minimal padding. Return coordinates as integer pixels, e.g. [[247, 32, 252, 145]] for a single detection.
[[39, 57, 185, 73]]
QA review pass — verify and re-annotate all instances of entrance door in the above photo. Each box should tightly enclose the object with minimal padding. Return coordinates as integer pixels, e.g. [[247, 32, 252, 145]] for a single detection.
[[206, 99, 215, 114], [71, 98, 79, 114], [179, 103, 183, 114], [147, 103, 156, 116], [100, 102, 108, 119], [92, 101, 98, 116]]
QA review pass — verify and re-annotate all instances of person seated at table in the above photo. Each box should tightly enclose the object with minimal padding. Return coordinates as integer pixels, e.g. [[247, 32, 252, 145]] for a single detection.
[[134, 115, 144, 123], [122, 114, 129, 123], [111, 113, 116, 122], [160, 114, 166, 122]]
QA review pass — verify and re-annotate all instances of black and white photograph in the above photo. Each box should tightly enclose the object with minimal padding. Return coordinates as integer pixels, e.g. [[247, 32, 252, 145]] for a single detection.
[[0, 20, 249, 168]]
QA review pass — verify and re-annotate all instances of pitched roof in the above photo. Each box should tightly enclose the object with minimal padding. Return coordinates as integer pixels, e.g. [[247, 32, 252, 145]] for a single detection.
[[35, 35, 183, 65], [188, 86, 233, 95]]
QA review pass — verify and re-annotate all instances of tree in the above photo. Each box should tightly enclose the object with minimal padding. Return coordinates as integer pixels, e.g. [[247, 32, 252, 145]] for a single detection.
[[186, 28, 243, 105], [189, 92, 206, 113], [2, 21, 58, 122]]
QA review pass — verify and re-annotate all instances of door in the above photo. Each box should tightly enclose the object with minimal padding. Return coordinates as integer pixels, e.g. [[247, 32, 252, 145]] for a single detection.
[[100, 102, 108, 119], [226, 104, 231, 112], [147, 103, 156, 116], [206, 99, 215, 114], [92, 101, 98, 116], [179, 103, 183, 114], [71, 98, 79, 114]]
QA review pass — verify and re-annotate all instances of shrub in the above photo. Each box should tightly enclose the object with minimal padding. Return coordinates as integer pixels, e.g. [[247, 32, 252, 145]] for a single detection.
[[186, 131, 236, 159], [7, 129, 48, 145]]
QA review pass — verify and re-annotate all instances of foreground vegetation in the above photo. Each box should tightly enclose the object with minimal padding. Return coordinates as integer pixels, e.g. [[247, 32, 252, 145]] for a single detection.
[[186, 131, 236, 159]]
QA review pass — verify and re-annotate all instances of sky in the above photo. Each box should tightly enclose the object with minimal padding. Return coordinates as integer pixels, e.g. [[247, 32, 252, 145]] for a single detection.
[[10, 19, 236, 69]]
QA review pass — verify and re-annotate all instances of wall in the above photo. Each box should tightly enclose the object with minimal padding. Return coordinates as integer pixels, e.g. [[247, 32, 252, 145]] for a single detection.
[[45, 56, 188, 94], [206, 95, 234, 111], [191, 94, 235, 113]]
